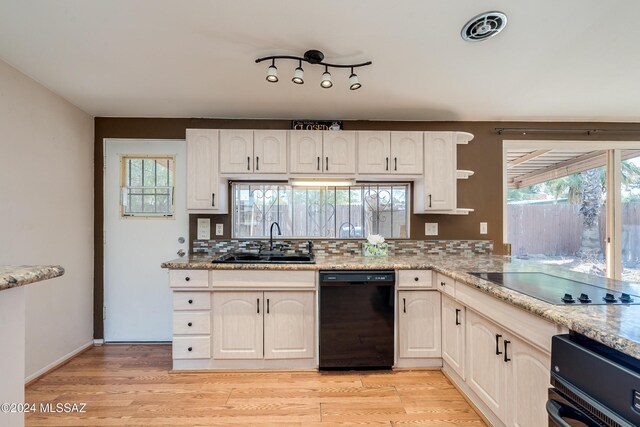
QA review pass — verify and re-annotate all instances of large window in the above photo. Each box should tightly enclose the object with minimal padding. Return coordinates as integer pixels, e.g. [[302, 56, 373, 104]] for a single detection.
[[232, 183, 409, 239]]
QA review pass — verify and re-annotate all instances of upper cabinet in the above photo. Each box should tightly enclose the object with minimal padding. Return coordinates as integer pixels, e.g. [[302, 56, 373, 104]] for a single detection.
[[219, 130, 287, 174], [186, 129, 227, 212], [290, 131, 356, 174], [358, 131, 423, 175]]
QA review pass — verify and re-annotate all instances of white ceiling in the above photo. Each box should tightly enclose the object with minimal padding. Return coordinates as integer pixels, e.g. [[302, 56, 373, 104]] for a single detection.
[[1, 0, 639, 121]]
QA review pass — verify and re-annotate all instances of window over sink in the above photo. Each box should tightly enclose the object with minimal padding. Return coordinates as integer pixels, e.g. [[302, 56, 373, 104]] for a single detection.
[[232, 182, 409, 239]]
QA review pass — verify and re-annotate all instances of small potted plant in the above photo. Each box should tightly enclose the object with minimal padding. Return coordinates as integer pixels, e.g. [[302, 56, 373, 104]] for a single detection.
[[362, 234, 388, 257]]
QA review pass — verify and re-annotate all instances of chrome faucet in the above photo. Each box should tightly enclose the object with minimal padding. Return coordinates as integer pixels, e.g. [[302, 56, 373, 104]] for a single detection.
[[269, 222, 281, 252]]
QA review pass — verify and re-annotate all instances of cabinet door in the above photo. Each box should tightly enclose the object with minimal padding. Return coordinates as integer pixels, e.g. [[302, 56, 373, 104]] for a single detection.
[[398, 291, 441, 358], [390, 131, 423, 174], [289, 131, 323, 174], [254, 130, 287, 174], [264, 291, 315, 360], [323, 131, 357, 174], [507, 336, 551, 427], [186, 129, 220, 210], [220, 130, 254, 174], [357, 131, 391, 174], [212, 292, 263, 359], [424, 132, 456, 211], [466, 310, 507, 421], [441, 295, 465, 379]]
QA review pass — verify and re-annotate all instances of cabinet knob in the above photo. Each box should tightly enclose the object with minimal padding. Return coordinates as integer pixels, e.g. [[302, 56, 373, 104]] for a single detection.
[[187, 322, 192, 327], [414, 277, 419, 282], [188, 299, 193, 304], [440, 281, 445, 286], [185, 277, 191, 282], [187, 347, 193, 352]]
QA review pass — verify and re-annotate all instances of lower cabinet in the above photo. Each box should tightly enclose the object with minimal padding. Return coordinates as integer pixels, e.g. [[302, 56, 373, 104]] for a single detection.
[[466, 309, 551, 427], [441, 294, 465, 379], [398, 291, 441, 358], [212, 291, 315, 361]]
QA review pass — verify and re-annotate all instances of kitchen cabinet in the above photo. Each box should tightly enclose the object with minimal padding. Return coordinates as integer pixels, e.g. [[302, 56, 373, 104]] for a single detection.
[[213, 291, 314, 361], [398, 291, 441, 359], [466, 309, 508, 421], [357, 131, 423, 175], [423, 131, 456, 211], [172, 289, 211, 361], [289, 130, 356, 174], [441, 295, 465, 379], [219, 129, 254, 174], [219, 130, 287, 174], [186, 129, 227, 212], [254, 130, 287, 173]]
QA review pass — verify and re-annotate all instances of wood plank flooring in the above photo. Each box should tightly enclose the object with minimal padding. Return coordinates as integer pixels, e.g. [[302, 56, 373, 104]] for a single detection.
[[25, 345, 487, 426]]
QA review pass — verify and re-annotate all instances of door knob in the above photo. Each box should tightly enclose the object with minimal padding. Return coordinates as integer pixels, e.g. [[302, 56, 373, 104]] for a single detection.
[[177, 249, 186, 257]]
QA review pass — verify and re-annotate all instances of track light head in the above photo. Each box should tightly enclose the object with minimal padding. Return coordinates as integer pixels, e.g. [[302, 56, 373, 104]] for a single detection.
[[321, 66, 332, 88], [292, 61, 304, 84], [266, 59, 278, 82], [349, 69, 361, 90]]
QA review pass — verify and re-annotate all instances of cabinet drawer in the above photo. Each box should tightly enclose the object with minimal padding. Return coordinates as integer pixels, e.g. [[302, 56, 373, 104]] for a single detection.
[[169, 270, 209, 288], [173, 312, 211, 335], [398, 270, 433, 289], [173, 292, 211, 311], [436, 273, 455, 297], [211, 270, 315, 288], [173, 336, 211, 359]]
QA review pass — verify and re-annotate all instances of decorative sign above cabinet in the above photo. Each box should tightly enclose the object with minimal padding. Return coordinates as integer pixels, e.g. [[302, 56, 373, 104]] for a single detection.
[[292, 120, 342, 131]]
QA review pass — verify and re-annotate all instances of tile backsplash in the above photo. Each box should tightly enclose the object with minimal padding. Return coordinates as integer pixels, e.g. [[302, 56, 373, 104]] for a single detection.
[[193, 239, 493, 256]]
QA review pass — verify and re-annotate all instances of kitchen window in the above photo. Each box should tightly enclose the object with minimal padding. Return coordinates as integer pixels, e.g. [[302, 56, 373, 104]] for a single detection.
[[232, 183, 409, 239], [120, 155, 175, 217]]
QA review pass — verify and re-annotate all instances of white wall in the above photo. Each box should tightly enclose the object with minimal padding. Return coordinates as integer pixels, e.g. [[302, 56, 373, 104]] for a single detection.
[[0, 59, 94, 380]]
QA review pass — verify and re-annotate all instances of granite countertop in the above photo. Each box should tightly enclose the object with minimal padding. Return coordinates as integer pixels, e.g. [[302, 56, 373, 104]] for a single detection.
[[0, 265, 65, 291], [163, 253, 640, 360]]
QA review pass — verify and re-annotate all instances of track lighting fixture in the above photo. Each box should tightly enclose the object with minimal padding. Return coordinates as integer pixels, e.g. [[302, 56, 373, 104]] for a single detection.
[[256, 49, 371, 90], [292, 61, 304, 84], [266, 59, 278, 82]]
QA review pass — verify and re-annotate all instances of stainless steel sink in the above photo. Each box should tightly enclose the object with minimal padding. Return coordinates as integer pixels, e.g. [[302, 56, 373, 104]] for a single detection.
[[212, 252, 315, 264]]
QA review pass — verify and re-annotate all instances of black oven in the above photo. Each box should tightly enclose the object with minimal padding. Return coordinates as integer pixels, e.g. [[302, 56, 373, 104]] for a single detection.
[[548, 334, 640, 427]]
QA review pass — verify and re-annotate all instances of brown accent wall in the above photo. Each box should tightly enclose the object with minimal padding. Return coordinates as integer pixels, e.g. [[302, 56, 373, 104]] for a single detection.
[[94, 118, 640, 338]]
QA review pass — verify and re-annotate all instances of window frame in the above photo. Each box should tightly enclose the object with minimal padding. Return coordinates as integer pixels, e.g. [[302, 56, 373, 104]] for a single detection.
[[230, 181, 411, 240], [119, 154, 176, 219]]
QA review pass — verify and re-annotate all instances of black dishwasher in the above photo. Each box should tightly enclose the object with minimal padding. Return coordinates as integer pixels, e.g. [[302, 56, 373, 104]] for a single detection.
[[319, 270, 395, 370]]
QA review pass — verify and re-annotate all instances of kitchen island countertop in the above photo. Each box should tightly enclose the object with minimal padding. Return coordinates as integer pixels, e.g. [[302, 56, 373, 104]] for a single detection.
[[0, 265, 65, 291], [163, 253, 640, 360]]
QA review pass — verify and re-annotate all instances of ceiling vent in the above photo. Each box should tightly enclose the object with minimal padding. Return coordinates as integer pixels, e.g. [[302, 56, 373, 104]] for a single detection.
[[461, 11, 507, 42]]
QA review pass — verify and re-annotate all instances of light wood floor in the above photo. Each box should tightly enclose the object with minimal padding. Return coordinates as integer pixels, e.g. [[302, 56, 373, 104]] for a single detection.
[[26, 345, 487, 426]]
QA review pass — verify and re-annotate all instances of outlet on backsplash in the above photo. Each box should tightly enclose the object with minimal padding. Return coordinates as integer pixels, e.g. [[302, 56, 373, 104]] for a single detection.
[[425, 223, 438, 236]]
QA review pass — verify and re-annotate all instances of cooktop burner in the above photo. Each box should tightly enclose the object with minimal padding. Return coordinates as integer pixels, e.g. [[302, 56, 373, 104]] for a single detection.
[[468, 272, 640, 306]]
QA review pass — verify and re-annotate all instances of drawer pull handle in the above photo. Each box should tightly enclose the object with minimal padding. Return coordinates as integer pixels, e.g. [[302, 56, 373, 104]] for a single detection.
[[185, 277, 191, 282], [188, 299, 193, 304], [504, 340, 511, 362], [187, 347, 193, 352], [414, 277, 419, 282], [455, 308, 461, 325], [495, 334, 503, 355], [187, 322, 192, 327]]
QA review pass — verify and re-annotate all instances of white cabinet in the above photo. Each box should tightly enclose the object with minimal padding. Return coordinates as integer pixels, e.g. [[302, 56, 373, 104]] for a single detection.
[[212, 291, 264, 360], [212, 291, 315, 361], [219, 130, 254, 174], [323, 131, 356, 174], [186, 129, 227, 212], [398, 291, 441, 359], [289, 130, 356, 174], [424, 132, 456, 211], [507, 336, 551, 427], [390, 131, 423, 174], [357, 131, 423, 175], [441, 295, 465, 379], [254, 130, 287, 174], [264, 292, 315, 359], [289, 131, 323, 174], [466, 310, 508, 421]]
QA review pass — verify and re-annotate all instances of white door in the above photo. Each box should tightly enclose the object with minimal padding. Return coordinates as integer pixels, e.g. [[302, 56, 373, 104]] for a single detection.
[[398, 291, 441, 358], [323, 131, 357, 174], [264, 291, 315, 360], [357, 131, 391, 174], [219, 129, 254, 174], [289, 131, 323, 174], [212, 291, 264, 360], [441, 295, 465, 379], [254, 130, 288, 174], [104, 139, 188, 342], [424, 132, 456, 211], [391, 131, 423, 174]]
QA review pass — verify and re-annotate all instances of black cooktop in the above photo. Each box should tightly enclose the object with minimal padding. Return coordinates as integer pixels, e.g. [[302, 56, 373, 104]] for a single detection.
[[469, 272, 640, 305]]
